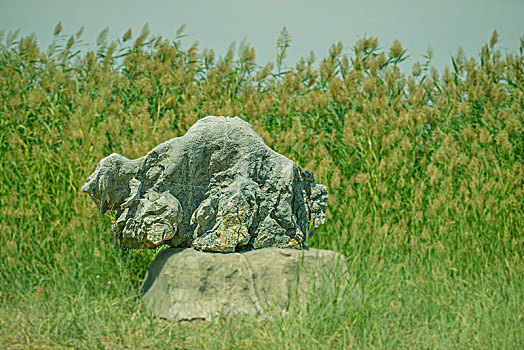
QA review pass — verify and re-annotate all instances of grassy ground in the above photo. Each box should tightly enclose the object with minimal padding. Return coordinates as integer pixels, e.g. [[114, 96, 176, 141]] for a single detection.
[[0, 25, 522, 348]]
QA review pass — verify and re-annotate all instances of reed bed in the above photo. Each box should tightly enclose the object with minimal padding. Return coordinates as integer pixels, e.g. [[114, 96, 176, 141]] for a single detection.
[[0, 25, 522, 348]]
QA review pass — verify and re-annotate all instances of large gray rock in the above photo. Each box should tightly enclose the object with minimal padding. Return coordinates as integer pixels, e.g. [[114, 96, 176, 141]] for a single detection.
[[140, 247, 349, 321], [82, 116, 328, 252]]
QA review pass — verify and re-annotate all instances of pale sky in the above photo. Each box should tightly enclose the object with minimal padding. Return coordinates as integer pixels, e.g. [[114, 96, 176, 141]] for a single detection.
[[1, 0, 523, 72]]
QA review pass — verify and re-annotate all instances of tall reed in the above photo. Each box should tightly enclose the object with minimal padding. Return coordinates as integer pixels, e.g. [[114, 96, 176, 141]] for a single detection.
[[0, 26, 522, 348]]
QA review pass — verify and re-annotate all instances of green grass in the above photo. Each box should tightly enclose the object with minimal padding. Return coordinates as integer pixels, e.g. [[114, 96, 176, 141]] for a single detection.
[[0, 25, 522, 348]]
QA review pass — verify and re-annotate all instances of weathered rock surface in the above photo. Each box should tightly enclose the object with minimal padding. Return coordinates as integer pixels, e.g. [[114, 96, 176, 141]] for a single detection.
[[140, 247, 349, 321], [82, 116, 328, 252]]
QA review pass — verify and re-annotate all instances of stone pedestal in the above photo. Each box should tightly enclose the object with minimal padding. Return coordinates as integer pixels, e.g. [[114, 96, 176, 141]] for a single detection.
[[140, 247, 349, 321]]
